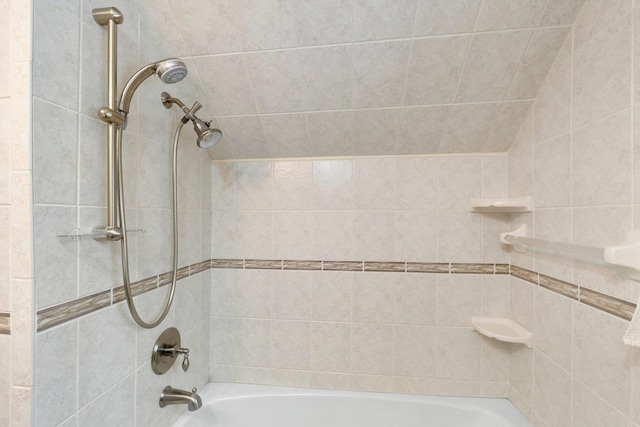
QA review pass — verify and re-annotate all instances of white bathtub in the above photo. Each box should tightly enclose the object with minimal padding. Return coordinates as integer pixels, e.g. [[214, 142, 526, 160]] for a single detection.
[[172, 383, 531, 427]]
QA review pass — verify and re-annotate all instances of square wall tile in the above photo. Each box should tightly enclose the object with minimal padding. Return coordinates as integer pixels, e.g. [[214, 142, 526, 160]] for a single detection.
[[272, 271, 312, 320], [311, 322, 351, 373], [354, 158, 394, 210], [572, 109, 632, 206], [437, 327, 481, 380], [404, 35, 469, 106], [32, 99, 77, 205], [394, 325, 437, 377], [437, 275, 480, 326], [78, 305, 135, 407], [34, 205, 77, 309], [353, 41, 411, 108], [532, 351, 572, 426], [414, 0, 481, 36], [353, 0, 416, 41], [311, 271, 353, 322], [394, 273, 437, 325], [352, 323, 393, 375], [573, 14, 632, 128], [35, 321, 78, 427], [353, 273, 394, 323], [455, 30, 532, 103], [573, 302, 633, 416]]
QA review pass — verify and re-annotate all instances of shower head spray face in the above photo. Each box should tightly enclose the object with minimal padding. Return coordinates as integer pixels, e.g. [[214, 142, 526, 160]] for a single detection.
[[156, 59, 188, 84], [193, 119, 222, 149]]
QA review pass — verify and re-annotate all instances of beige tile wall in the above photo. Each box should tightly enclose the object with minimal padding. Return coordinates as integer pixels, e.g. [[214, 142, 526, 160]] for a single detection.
[[0, 0, 33, 424], [31, 1, 212, 426], [508, 0, 640, 424], [210, 154, 515, 396]]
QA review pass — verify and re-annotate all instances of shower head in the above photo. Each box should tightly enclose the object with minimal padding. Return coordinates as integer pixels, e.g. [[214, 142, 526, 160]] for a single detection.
[[156, 59, 188, 84], [192, 118, 222, 149], [161, 92, 222, 149], [119, 58, 188, 115]]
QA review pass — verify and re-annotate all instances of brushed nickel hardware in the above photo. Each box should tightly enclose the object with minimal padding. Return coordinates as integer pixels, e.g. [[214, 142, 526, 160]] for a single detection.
[[159, 386, 202, 411], [93, 6, 221, 329], [160, 92, 222, 149], [98, 107, 125, 126], [56, 227, 144, 241], [151, 327, 191, 374]]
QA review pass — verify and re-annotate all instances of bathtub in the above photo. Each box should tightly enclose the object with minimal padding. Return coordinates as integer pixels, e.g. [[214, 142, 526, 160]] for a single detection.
[[172, 383, 531, 427]]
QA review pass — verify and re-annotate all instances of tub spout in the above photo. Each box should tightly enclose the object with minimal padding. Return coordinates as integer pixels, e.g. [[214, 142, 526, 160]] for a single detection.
[[159, 385, 202, 411]]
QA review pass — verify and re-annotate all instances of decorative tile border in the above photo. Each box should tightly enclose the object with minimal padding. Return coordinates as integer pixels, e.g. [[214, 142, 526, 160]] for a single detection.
[[283, 260, 323, 270], [212, 259, 244, 269], [495, 264, 510, 274], [37, 259, 214, 332], [245, 259, 283, 270], [450, 263, 495, 274], [580, 288, 635, 321], [406, 262, 449, 273], [323, 261, 363, 271], [539, 274, 578, 300], [0, 313, 10, 335], [37, 256, 639, 332], [510, 265, 636, 321], [364, 261, 406, 272], [38, 290, 111, 332], [112, 277, 159, 304], [510, 265, 539, 285], [159, 266, 190, 286]]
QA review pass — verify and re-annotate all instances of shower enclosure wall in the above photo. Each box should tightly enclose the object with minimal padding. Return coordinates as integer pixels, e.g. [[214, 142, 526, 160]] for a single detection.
[[2, 0, 640, 426]]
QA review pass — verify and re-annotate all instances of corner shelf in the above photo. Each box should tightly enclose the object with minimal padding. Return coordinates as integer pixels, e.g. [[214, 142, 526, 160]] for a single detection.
[[470, 196, 533, 213], [471, 316, 533, 348]]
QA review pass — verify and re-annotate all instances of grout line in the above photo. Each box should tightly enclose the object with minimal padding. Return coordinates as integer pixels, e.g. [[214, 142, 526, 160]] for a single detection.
[[207, 99, 535, 121], [186, 24, 573, 59]]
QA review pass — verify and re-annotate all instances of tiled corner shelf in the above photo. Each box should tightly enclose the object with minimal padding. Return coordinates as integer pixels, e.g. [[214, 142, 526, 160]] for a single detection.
[[471, 316, 533, 348], [470, 196, 533, 213]]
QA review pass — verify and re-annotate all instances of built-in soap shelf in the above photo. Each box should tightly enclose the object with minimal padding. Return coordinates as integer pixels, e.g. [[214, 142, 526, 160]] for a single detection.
[[470, 196, 533, 213], [471, 316, 533, 348]]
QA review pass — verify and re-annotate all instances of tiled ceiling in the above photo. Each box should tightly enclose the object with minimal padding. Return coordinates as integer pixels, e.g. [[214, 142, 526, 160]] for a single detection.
[[144, 0, 586, 159]]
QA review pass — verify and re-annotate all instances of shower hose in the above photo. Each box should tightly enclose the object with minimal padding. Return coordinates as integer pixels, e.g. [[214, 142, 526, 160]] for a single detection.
[[117, 120, 185, 329]]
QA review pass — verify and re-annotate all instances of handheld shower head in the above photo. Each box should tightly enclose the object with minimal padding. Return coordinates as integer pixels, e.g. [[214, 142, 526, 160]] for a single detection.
[[119, 58, 188, 115], [156, 59, 188, 84]]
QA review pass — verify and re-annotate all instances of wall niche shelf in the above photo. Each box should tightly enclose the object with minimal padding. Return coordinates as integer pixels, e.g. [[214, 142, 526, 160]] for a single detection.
[[471, 316, 533, 348], [470, 196, 533, 213]]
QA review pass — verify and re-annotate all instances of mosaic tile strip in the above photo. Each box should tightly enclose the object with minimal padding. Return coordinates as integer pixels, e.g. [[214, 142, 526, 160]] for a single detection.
[[190, 260, 212, 275], [159, 266, 190, 286], [37, 256, 640, 331], [406, 262, 449, 273], [0, 313, 10, 335], [37, 259, 214, 332], [283, 260, 323, 270], [580, 288, 635, 321], [323, 261, 364, 271], [38, 290, 112, 332], [212, 259, 245, 269], [245, 259, 283, 270], [510, 265, 539, 285], [113, 276, 159, 304], [364, 262, 406, 272], [495, 264, 510, 274], [450, 263, 495, 274], [539, 274, 578, 300]]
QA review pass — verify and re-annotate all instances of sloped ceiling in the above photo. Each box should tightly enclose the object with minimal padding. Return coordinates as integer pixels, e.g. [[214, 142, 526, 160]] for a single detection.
[[149, 0, 586, 159]]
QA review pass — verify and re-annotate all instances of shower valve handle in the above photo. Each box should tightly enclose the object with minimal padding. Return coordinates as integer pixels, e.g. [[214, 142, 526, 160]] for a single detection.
[[157, 346, 190, 372]]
